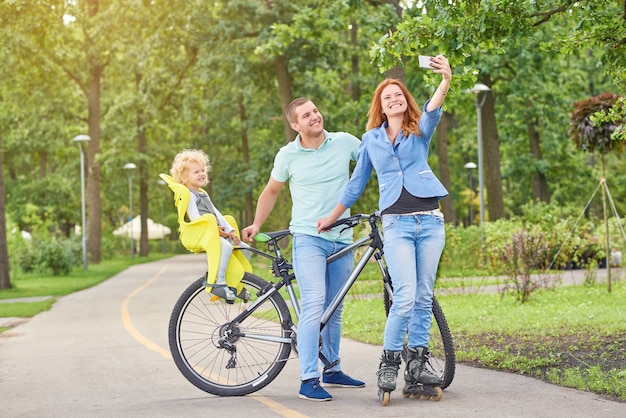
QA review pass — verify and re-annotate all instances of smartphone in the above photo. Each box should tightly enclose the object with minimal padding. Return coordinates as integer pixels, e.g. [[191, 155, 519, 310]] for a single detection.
[[418, 55, 434, 69]]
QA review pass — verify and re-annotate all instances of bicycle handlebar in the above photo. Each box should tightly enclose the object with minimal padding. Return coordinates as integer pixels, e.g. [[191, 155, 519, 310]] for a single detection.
[[325, 211, 381, 231], [252, 211, 381, 246]]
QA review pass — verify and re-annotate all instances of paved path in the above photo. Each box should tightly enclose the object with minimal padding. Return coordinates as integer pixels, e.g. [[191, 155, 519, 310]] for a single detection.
[[0, 255, 624, 417]]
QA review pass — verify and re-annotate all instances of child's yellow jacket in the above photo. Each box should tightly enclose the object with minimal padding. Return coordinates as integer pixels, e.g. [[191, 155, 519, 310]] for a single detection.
[[159, 174, 252, 294]]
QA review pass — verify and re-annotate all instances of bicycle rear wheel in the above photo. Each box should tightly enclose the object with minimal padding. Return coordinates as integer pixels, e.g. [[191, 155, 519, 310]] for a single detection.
[[169, 272, 292, 396], [383, 290, 455, 389]]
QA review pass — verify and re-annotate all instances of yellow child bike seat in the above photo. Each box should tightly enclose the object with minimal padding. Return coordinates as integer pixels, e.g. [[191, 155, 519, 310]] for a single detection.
[[159, 174, 252, 295]]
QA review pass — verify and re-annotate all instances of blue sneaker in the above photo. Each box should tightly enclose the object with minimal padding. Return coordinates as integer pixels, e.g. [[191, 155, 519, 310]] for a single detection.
[[299, 378, 333, 401], [322, 371, 365, 388]]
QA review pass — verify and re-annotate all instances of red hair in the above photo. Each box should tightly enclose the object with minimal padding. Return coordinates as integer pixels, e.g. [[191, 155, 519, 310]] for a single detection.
[[366, 79, 422, 136]]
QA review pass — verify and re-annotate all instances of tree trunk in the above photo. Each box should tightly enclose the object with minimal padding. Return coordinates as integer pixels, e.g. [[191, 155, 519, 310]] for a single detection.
[[350, 20, 360, 103], [85, 0, 104, 263], [238, 91, 254, 226], [138, 124, 149, 256], [86, 63, 103, 264], [481, 78, 505, 221], [133, 72, 149, 257], [0, 132, 11, 289], [383, 0, 405, 84], [275, 55, 296, 143], [526, 109, 550, 203], [436, 113, 456, 224]]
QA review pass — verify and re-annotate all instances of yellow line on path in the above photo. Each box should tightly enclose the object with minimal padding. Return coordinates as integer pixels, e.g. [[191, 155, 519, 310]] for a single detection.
[[120, 262, 309, 418], [121, 263, 172, 359], [250, 394, 310, 418]]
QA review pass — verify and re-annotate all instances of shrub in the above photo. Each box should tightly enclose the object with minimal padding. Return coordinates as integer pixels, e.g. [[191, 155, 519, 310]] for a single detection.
[[497, 227, 551, 303], [482, 202, 608, 302], [18, 238, 80, 276], [440, 224, 485, 277]]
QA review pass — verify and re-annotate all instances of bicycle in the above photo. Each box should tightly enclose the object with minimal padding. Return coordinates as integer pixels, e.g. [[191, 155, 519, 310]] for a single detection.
[[168, 211, 455, 398]]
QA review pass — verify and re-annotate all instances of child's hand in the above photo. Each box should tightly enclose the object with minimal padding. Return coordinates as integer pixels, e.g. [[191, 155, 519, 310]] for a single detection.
[[219, 226, 240, 245]]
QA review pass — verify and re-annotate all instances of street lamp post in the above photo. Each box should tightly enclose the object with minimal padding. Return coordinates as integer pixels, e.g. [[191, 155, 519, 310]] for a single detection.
[[467, 83, 491, 224], [464, 162, 477, 226], [73, 135, 91, 270], [124, 163, 137, 259]]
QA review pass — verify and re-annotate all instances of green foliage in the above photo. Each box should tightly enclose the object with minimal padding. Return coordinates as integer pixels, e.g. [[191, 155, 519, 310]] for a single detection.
[[18, 238, 80, 276], [429, 200, 618, 291], [569, 93, 624, 155], [497, 227, 551, 303], [2, 0, 626, 270], [591, 97, 626, 143], [439, 224, 485, 278]]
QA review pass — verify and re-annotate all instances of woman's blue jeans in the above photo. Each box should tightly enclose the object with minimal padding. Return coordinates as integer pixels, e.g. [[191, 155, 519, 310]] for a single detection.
[[292, 233, 353, 381], [381, 213, 445, 351]]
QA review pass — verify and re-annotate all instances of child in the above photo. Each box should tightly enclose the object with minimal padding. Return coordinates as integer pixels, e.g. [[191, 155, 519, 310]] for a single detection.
[[170, 149, 250, 302]]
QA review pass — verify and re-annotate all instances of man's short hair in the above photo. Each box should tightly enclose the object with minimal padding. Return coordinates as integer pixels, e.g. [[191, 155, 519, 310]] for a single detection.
[[286, 97, 311, 124]]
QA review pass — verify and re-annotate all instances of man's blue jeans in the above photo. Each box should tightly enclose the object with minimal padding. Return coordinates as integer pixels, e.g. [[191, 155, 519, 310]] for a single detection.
[[381, 213, 445, 351], [292, 233, 353, 381]]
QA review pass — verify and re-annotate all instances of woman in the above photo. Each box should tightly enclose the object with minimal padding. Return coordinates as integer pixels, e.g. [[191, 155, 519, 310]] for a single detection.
[[317, 55, 452, 397]]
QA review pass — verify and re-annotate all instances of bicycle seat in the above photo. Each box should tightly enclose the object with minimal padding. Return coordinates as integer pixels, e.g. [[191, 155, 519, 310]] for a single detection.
[[159, 173, 252, 294], [254, 229, 292, 243]]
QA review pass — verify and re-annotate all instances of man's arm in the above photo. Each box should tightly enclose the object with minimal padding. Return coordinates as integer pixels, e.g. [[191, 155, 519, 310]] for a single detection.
[[241, 177, 285, 242], [317, 203, 349, 233]]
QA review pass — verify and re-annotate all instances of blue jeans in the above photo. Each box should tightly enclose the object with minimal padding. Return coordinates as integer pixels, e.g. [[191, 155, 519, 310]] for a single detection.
[[381, 213, 445, 351], [292, 233, 353, 381]]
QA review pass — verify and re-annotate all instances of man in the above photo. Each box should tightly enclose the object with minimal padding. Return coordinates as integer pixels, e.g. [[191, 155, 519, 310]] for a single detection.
[[242, 98, 364, 401]]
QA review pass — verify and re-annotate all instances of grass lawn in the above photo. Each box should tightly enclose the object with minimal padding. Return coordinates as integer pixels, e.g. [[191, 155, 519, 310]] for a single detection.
[[343, 279, 626, 402], [0, 254, 170, 330]]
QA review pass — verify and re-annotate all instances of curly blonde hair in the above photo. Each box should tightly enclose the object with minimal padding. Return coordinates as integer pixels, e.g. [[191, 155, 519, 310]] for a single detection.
[[169, 149, 212, 185]]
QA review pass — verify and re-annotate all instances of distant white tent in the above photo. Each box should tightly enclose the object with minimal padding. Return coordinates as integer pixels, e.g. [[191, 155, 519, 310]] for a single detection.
[[113, 216, 171, 240]]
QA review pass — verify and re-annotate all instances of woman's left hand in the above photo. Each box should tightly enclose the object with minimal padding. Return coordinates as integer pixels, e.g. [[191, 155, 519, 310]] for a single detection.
[[430, 55, 452, 81]]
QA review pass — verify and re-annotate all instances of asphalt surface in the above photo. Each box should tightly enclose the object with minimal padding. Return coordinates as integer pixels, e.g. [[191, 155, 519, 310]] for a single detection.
[[1, 254, 625, 417]]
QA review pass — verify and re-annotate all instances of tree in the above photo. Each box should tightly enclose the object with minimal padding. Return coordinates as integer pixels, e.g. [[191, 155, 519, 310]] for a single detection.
[[370, 0, 626, 221], [2, 0, 625, 263], [106, 1, 199, 257], [569, 92, 624, 292], [0, 132, 10, 289], [6, 0, 121, 263]]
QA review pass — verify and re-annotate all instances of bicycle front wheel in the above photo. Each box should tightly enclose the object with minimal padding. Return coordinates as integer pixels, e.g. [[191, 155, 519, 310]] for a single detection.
[[383, 290, 455, 389], [169, 272, 292, 396]]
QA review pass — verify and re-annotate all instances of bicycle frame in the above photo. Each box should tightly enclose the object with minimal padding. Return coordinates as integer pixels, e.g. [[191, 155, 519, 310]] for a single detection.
[[168, 210, 456, 396], [225, 213, 390, 357]]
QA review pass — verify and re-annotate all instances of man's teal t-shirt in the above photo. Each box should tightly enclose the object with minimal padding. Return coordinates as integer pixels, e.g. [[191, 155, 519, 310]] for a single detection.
[[271, 130, 360, 243]]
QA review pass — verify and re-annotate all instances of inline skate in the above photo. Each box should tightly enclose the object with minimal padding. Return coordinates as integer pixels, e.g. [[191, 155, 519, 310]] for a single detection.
[[377, 350, 402, 406], [402, 346, 443, 401]]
